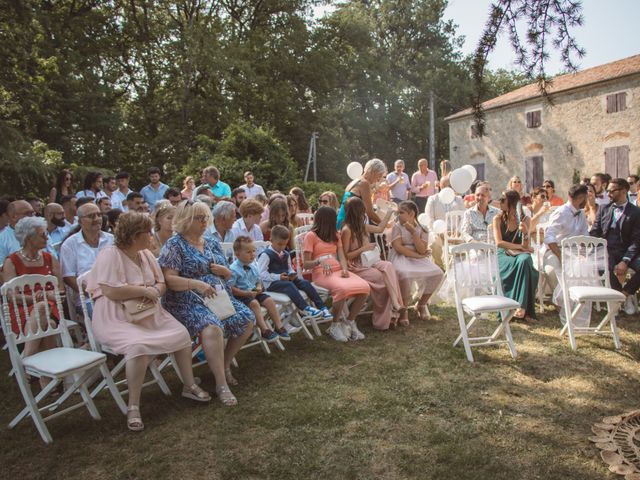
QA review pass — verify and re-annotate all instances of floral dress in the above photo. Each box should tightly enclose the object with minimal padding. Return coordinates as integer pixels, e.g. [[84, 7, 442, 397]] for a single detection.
[[158, 234, 255, 338]]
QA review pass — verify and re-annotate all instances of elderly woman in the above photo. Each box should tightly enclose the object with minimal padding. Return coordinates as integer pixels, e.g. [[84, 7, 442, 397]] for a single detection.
[[337, 158, 387, 229], [2, 217, 61, 364], [87, 212, 210, 431], [159, 200, 254, 406], [149, 202, 175, 256], [209, 200, 236, 243]]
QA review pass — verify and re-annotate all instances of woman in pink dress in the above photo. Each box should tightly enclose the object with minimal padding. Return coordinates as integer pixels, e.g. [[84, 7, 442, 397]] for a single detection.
[[388, 201, 444, 324], [303, 206, 370, 342], [87, 212, 210, 432], [341, 197, 405, 330]]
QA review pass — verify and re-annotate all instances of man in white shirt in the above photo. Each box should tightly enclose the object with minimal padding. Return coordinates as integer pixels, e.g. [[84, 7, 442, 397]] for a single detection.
[[103, 175, 123, 211], [240, 171, 266, 199], [230, 199, 264, 241], [542, 184, 589, 291], [591, 173, 610, 207], [0, 200, 35, 268], [627, 174, 639, 206], [386, 160, 411, 203], [461, 185, 500, 242], [112, 172, 133, 212], [44, 203, 69, 258], [61, 195, 78, 228]]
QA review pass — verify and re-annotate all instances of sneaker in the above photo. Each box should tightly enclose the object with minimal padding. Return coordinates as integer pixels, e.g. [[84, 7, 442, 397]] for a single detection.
[[319, 306, 334, 320], [346, 320, 365, 341], [624, 295, 638, 315], [261, 329, 279, 343], [327, 322, 348, 342], [284, 322, 302, 334], [302, 305, 322, 318], [276, 327, 291, 341], [339, 321, 352, 340]]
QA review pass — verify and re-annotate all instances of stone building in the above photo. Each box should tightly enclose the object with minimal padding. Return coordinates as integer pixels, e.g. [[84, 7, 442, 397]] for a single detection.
[[445, 54, 640, 196]]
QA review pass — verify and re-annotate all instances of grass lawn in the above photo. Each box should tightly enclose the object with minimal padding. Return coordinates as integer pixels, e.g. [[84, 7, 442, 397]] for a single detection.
[[2, 305, 640, 480]]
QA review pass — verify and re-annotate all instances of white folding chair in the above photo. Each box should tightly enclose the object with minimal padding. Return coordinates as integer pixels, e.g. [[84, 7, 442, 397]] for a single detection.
[[1, 274, 108, 443], [450, 243, 520, 362], [77, 273, 174, 404], [443, 211, 465, 268], [296, 213, 314, 226], [533, 223, 552, 312], [559, 236, 624, 351]]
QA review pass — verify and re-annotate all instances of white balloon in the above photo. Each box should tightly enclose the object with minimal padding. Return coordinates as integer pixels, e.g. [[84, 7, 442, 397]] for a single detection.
[[450, 168, 473, 194], [462, 164, 478, 182], [418, 213, 429, 227], [438, 187, 456, 205], [432, 219, 446, 235], [346, 162, 364, 180]]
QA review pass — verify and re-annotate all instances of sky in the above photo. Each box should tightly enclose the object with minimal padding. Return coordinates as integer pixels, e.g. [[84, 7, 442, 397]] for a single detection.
[[444, 0, 640, 75]]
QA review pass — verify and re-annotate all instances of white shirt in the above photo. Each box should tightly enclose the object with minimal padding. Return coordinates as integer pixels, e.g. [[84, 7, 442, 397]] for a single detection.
[[595, 195, 610, 207], [76, 190, 108, 200], [64, 217, 78, 229], [206, 225, 235, 243], [543, 202, 589, 251], [0, 227, 20, 266], [424, 195, 464, 229], [231, 218, 263, 241], [46, 226, 70, 259], [257, 246, 295, 288], [111, 189, 132, 212], [461, 205, 500, 242], [240, 183, 266, 199], [628, 192, 638, 207]]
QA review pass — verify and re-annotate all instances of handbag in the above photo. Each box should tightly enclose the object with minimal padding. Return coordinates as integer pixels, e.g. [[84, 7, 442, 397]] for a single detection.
[[199, 287, 236, 320], [360, 246, 381, 268], [120, 251, 158, 323]]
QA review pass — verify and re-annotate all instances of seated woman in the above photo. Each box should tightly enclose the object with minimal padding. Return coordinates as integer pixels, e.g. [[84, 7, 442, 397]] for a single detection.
[[523, 186, 552, 234], [2, 217, 62, 382], [149, 202, 175, 257], [287, 194, 300, 229], [260, 198, 293, 248], [303, 206, 370, 342], [341, 197, 404, 330], [388, 201, 443, 324], [289, 187, 312, 214], [508, 176, 531, 206], [492, 190, 539, 322], [86, 212, 210, 432], [159, 200, 254, 406]]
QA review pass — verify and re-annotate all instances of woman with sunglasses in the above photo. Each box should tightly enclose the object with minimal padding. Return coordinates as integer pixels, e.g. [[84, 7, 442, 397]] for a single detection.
[[49, 169, 75, 204], [507, 176, 531, 206], [318, 191, 340, 211], [523, 187, 552, 233], [543, 180, 564, 206], [159, 200, 254, 406], [492, 190, 538, 322]]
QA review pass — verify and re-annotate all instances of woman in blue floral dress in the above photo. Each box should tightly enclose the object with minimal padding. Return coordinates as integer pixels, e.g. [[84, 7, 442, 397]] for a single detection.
[[159, 200, 254, 406]]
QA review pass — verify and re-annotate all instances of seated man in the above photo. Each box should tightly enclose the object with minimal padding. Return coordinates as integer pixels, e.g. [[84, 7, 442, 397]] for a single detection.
[[163, 188, 183, 206], [590, 178, 640, 313], [461, 184, 500, 242], [0, 200, 35, 269], [542, 184, 589, 292]]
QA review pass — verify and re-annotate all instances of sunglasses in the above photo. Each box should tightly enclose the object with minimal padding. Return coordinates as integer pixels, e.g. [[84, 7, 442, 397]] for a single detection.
[[319, 199, 329, 204], [543, 184, 553, 188], [512, 180, 521, 184], [499, 197, 506, 202]]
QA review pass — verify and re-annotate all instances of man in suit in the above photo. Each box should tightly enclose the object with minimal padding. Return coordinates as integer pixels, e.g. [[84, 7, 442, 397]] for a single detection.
[[590, 178, 640, 313]]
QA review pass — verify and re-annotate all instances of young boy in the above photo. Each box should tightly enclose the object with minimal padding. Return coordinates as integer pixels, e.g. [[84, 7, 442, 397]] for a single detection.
[[231, 198, 264, 241], [257, 225, 333, 321], [229, 236, 289, 343]]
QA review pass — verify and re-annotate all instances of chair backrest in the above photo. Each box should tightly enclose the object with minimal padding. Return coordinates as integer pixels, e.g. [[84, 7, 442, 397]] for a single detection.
[[294, 227, 312, 279], [560, 235, 610, 288], [445, 211, 465, 241], [0, 274, 72, 348], [450, 242, 503, 299], [76, 272, 102, 353], [220, 242, 235, 264], [372, 232, 387, 261], [293, 224, 312, 238], [296, 213, 314, 226]]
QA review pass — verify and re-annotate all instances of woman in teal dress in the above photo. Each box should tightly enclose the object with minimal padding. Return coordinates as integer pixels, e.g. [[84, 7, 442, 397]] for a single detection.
[[336, 158, 388, 229], [492, 190, 539, 322]]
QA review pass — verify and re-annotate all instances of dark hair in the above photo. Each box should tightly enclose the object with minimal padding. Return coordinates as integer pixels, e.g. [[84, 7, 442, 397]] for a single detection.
[[60, 195, 74, 206], [233, 235, 253, 253], [568, 184, 588, 199], [532, 186, 546, 198], [115, 171, 130, 180], [232, 187, 246, 199], [592, 172, 608, 184], [148, 166, 162, 176], [271, 224, 290, 241], [469, 179, 481, 194], [500, 190, 521, 223], [610, 178, 630, 191], [55, 169, 73, 193], [543, 179, 555, 189], [268, 199, 289, 229], [343, 197, 367, 249], [311, 206, 338, 244], [163, 188, 181, 199], [83, 171, 102, 191], [629, 174, 640, 183], [25, 195, 41, 203], [398, 200, 428, 234], [103, 176, 114, 185], [289, 187, 309, 211], [106, 208, 123, 233], [127, 192, 143, 202], [96, 197, 111, 206], [76, 196, 95, 208], [0, 199, 10, 216]]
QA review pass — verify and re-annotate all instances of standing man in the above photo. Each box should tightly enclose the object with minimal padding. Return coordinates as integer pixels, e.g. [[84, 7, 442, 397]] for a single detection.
[[240, 171, 265, 199], [103, 176, 123, 210], [140, 166, 169, 212], [627, 174, 639, 206], [411, 158, 438, 212], [44, 203, 69, 258], [387, 159, 411, 204], [112, 172, 133, 212], [590, 173, 610, 207]]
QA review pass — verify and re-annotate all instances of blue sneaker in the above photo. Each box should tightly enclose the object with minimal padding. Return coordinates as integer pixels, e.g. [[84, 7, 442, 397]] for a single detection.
[[276, 327, 291, 341], [320, 307, 333, 320], [302, 305, 322, 318], [261, 329, 279, 343]]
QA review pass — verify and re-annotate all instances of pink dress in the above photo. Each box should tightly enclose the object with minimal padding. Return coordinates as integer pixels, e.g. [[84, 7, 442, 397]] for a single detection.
[[388, 223, 444, 299], [86, 246, 191, 360], [303, 231, 370, 302]]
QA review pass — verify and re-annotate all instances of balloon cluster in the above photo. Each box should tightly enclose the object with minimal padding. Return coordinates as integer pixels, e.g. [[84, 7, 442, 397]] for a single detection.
[[436, 164, 477, 206]]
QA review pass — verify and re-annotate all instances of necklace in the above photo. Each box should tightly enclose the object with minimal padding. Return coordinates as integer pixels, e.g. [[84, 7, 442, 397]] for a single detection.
[[20, 249, 42, 262]]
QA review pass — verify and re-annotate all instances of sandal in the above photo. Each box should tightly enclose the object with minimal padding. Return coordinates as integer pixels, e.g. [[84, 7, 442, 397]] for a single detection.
[[513, 308, 526, 319], [127, 405, 144, 432], [398, 314, 410, 327], [416, 304, 431, 321], [182, 384, 211, 402], [215, 385, 238, 407], [224, 368, 239, 386]]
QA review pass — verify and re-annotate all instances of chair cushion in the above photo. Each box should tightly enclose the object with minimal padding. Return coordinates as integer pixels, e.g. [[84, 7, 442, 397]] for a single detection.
[[462, 296, 521, 312], [568, 286, 626, 302], [264, 292, 292, 304], [23, 347, 106, 377]]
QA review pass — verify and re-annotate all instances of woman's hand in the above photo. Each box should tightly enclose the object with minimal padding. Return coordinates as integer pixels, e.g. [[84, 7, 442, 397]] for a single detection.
[[210, 263, 232, 280], [193, 280, 216, 297], [362, 242, 376, 253], [403, 222, 416, 235], [322, 262, 332, 276], [142, 286, 160, 304], [341, 268, 349, 278], [518, 221, 529, 235]]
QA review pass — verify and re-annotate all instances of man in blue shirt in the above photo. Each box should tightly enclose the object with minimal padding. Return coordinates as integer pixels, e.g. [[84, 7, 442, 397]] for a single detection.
[[140, 166, 169, 212], [0, 200, 35, 269], [200, 166, 231, 201], [44, 203, 69, 258]]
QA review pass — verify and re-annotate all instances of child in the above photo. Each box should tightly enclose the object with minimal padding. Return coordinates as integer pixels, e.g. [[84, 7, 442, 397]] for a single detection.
[[257, 225, 333, 322], [229, 236, 289, 342], [388, 201, 444, 324], [303, 207, 370, 342], [231, 199, 264, 241], [259, 198, 294, 248]]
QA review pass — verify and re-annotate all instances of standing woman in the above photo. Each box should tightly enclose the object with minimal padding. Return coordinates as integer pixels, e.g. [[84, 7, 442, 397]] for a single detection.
[[49, 169, 74, 204], [584, 183, 598, 227], [289, 187, 311, 214], [341, 197, 404, 329], [492, 190, 538, 322], [411, 158, 438, 213], [388, 201, 443, 325], [181, 176, 195, 200], [337, 158, 387, 229], [303, 206, 370, 342], [508, 176, 531, 206]]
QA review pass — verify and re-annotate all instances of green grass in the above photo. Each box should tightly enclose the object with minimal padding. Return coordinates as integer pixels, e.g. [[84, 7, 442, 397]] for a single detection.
[[2, 306, 640, 480]]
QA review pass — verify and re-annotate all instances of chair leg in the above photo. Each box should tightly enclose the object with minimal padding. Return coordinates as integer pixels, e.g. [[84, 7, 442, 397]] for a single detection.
[[566, 302, 585, 351], [99, 363, 127, 415], [603, 302, 622, 350], [14, 371, 53, 444], [149, 362, 171, 396], [501, 311, 518, 359], [454, 309, 475, 362], [309, 317, 321, 336], [77, 377, 101, 421], [453, 315, 478, 347], [294, 312, 315, 340]]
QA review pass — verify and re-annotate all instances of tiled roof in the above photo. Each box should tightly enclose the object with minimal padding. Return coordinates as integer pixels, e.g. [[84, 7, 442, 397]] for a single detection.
[[445, 53, 640, 121]]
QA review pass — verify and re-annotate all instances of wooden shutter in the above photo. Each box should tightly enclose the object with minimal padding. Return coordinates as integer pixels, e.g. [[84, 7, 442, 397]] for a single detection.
[[473, 163, 485, 181], [604, 146, 630, 177], [470, 124, 480, 138], [617, 92, 627, 112], [525, 156, 544, 191], [526, 111, 541, 128], [604, 147, 617, 175], [606, 94, 616, 113]]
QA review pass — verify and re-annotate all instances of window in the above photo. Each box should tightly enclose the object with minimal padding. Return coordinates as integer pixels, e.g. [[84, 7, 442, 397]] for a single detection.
[[470, 124, 481, 139], [526, 110, 541, 128], [472, 163, 485, 181], [524, 156, 544, 192], [604, 145, 630, 177], [606, 92, 627, 113]]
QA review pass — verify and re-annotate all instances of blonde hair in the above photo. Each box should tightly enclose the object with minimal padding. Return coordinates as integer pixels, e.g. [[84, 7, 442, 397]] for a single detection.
[[114, 212, 153, 248], [183, 176, 194, 188], [319, 191, 339, 210], [173, 200, 212, 234], [238, 198, 264, 217], [154, 203, 176, 232]]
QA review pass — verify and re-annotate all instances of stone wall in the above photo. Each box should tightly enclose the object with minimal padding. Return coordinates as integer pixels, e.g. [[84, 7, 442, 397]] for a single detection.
[[448, 75, 640, 198]]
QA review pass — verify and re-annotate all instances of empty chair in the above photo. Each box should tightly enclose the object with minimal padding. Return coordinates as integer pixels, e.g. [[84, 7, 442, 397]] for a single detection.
[[443, 210, 465, 268]]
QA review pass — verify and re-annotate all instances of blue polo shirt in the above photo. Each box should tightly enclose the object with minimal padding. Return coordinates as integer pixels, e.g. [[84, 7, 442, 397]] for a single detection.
[[0, 227, 20, 265], [228, 259, 260, 291], [211, 181, 231, 199], [140, 182, 169, 211]]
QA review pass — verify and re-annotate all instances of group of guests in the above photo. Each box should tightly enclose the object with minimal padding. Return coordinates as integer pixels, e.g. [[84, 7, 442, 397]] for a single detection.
[[2, 157, 639, 433]]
